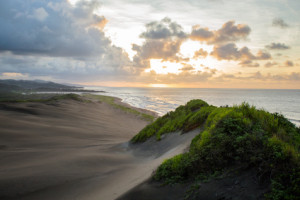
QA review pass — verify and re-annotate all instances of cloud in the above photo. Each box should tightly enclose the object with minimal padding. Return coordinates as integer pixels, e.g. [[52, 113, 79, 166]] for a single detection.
[[132, 40, 183, 61], [29, 7, 49, 21], [239, 60, 260, 68], [1, 72, 28, 79], [266, 73, 300, 81], [132, 18, 188, 69], [272, 18, 289, 28], [140, 17, 187, 39], [190, 21, 251, 44], [289, 73, 300, 81], [210, 43, 271, 61], [256, 50, 272, 60], [0, 0, 116, 58], [193, 48, 208, 59], [0, 49, 133, 83], [179, 63, 195, 71], [264, 62, 278, 68], [266, 43, 290, 50], [140, 69, 216, 84], [190, 26, 214, 41], [284, 60, 294, 67], [0, 0, 138, 82], [215, 72, 300, 82]]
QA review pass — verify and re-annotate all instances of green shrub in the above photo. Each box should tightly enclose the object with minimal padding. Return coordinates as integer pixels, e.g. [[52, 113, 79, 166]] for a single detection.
[[131, 99, 211, 143], [151, 101, 300, 199]]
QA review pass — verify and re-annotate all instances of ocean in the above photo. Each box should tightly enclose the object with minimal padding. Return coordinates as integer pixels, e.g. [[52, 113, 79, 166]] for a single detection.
[[86, 87, 300, 127]]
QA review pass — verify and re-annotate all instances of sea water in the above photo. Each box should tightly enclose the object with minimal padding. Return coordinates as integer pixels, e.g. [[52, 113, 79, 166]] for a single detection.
[[86, 87, 300, 127]]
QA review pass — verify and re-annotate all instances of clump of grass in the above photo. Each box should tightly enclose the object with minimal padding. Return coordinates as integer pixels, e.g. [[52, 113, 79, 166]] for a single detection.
[[151, 101, 300, 199], [131, 99, 210, 143], [84, 94, 155, 122]]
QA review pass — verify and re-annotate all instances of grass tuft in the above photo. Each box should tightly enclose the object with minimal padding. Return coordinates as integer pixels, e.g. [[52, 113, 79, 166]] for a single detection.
[[83, 94, 155, 122], [131, 99, 210, 143]]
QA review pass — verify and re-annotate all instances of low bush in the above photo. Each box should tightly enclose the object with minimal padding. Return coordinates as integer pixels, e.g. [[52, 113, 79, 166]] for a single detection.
[[132, 100, 300, 199], [131, 99, 209, 142]]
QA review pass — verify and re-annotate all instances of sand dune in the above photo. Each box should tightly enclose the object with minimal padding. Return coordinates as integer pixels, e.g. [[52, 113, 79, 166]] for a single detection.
[[0, 97, 199, 200]]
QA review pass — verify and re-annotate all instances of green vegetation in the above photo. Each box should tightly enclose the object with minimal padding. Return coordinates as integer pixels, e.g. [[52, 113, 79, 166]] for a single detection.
[[131, 99, 211, 142], [131, 99, 300, 199], [83, 94, 155, 122]]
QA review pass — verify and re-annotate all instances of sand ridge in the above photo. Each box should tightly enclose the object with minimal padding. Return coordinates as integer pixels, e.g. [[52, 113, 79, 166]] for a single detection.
[[0, 97, 199, 200]]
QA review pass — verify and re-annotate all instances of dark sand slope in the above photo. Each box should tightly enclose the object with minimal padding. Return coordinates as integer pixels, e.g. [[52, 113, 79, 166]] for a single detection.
[[0, 98, 199, 200], [118, 168, 268, 200]]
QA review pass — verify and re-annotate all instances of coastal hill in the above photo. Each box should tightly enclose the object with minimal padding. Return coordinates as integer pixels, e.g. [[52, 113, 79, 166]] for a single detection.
[[0, 79, 104, 93], [0, 79, 76, 92], [121, 99, 300, 200], [0, 90, 299, 200], [0, 79, 103, 101]]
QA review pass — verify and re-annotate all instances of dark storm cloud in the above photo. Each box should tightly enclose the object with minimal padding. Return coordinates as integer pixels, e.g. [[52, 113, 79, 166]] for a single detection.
[[272, 18, 289, 28], [0, 0, 114, 57], [266, 43, 290, 50], [190, 21, 251, 44], [0, 0, 136, 82]]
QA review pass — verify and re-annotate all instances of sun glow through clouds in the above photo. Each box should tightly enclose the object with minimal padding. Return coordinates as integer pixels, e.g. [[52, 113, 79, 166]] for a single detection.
[[149, 84, 169, 88], [147, 59, 183, 74]]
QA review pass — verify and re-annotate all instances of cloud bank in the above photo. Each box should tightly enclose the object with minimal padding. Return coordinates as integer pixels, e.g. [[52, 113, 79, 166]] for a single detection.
[[190, 21, 251, 44], [132, 17, 188, 69], [0, 0, 114, 57], [0, 0, 298, 87], [272, 18, 289, 28], [210, 43, 271, 61], [0, 0, 133, 81], [266, 43, 290, 50]]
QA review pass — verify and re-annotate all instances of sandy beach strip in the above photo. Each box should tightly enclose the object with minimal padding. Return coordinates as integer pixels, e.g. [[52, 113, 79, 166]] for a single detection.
[[0, 95, 199, 200]]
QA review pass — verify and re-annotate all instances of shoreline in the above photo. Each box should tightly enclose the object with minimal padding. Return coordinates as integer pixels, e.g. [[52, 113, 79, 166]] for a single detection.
[[84, 87, 300, 127]]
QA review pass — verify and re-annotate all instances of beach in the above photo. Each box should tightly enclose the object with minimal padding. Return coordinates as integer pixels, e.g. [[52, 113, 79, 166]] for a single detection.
[[0, 95, 197, 200]]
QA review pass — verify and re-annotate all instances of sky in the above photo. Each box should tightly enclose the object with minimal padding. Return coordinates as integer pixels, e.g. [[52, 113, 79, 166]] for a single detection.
[[0, 0, 300, 88]]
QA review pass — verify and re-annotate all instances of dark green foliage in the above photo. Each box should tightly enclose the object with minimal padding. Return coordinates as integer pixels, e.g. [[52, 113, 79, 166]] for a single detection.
[[182, 106, 216, 133], [131, 99, 209, 142], [147, 101, 300, 199], [154, 153, 193, 183]]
